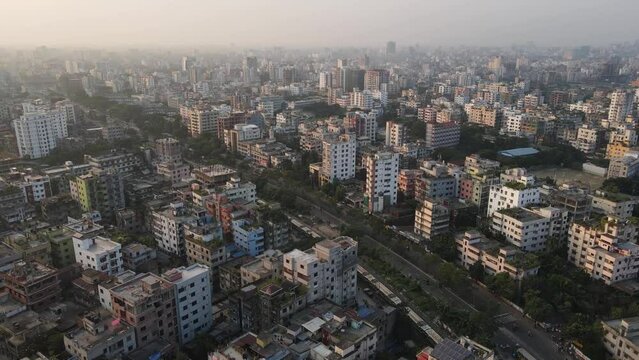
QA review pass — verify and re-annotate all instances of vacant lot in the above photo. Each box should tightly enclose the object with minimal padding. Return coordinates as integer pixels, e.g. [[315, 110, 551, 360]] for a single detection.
[[531, 167, 605, 189]]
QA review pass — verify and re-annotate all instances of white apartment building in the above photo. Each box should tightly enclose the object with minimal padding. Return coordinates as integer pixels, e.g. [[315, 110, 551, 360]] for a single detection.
[[187, 107, 219, 137], [568, 217, 639, 285], [20, 175, 51, 202], [601, 317, 639, 360], [609, 90, 635, 123], [608, 154, 639, 179], [14, 104, 70, 159], [455, 231, 539, 280], [385, 121, 407, 147], [364, 151, 399, 213], [492, 206, 568, 252], [232, 218, 265, 257], [350, 89, 373, 110], [425, 121, 461, 150], [499, 168, 535, 186], [487, 182, 541, 217], [321, 134, 356, 184], [218, 177, 257, 204], [152, 202, 210, 256], [570, 125, 602, 154], [283, 237, 358, 306], [163, 264, 212, 345], [73, 235, 123, 276]]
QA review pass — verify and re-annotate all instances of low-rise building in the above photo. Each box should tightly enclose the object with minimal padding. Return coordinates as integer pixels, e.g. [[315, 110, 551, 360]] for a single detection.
[[568, 216, 639, 285], [601, 317, 639, 360], [73, 234, 123, 276], [491, 206, 568, 251], [591, 191, 638, 219], [232, 218, 265, 257], [64, 309, 137, 360], [456, 231, 539, 279], [2, 261, 61, 311]]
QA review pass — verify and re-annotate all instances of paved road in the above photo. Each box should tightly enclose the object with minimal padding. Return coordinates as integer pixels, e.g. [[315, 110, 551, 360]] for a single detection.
[[294, 194, 563, 360]]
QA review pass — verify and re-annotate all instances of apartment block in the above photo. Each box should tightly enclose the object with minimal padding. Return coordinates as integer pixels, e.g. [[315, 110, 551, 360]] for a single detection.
[[162, 264, 212, 344], [425, 121, 461, 150], [64, 309, 137, 360], [385, 121, 407, 147], [110, 273, 178, 347], [591, 191, 638, 219], [232, 218, 265, 256], [73, 232, 123, 276], [364, 151, 399, 213], [492, 206, 568, 252], [321, 134, 357, 184], [69, 169, 125, 221], [282, 237, 358, 306], [455, 231, 539, 280], [568, 216, 639, 285], [487, 182, 541, 217], [414, 197, 450, 240], [2, 261, 61, 311], [152, 202, 212, 256], [601, 317, 639, 360], [14, 102, 70, 159]]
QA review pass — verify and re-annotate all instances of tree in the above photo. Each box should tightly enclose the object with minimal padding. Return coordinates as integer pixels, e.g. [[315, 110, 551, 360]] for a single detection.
[[468, 262, 485, 281], [523, 290, 553, 321], [428, 233, 457, 261], [486, 273, 516, 300], [437, 262, 464, 288]]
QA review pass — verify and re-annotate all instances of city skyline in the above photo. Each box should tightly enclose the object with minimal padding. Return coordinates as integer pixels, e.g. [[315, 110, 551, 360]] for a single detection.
[[2, 0, 639, 48]]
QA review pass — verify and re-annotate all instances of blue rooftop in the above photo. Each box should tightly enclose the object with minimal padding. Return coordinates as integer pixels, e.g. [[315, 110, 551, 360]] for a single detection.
[[498, 147, 539, 158]]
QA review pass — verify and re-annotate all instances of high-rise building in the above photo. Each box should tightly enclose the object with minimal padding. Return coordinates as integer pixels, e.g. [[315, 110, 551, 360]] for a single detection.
[[152, 202, 212, 256], [425, 121, 461, 150], [14, 102, 70, 159], [609, 89, 635, 123], [162, 264, 212, 344], [386, 41, 396, 55], [155, 138, 182, 164], [69, 169, 125, 221], [109, 273, 178, 347], [486, 183, 541, 217], [187, 107, 219, 137], [321, 134, 357, 184], [340, 68, 365, 92], [350, 89, 374, 110], [344, 111, 377, 141], [364, 151, 399, 213], [318, 71, 332, 90], [364, 69, 389, 91], [283, 236, 358, 306], [414, 197, 450, 240], [385, 121, 407, 147]]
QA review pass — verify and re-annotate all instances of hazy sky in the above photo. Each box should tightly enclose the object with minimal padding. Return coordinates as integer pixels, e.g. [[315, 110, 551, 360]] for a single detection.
[[2, 0, 639, 48]]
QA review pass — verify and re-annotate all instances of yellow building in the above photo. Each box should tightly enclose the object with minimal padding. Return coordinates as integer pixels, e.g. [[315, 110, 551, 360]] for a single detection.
[[606, 142, 634, 159]]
